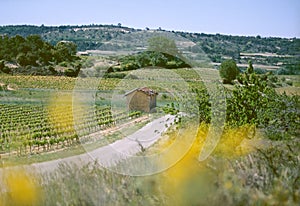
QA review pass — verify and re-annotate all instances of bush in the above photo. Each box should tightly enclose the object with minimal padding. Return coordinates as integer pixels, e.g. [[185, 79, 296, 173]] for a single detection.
[[0, 60, 4, 70], [64, 68, 80, 77], [254, 68, 267, 74], [117, 51, 191, 71], [59, 61, 68, 67], [47, 66, 57, 75], [121, 62, 139, 71], [286, 80, 293, 86], [104, 72, 126, 79], [219, 59, 240, 83], [258, 93, 300, 140], [0, 61, 11, 74]]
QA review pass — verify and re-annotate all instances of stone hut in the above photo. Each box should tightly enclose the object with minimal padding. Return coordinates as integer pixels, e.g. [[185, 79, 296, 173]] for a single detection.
[[124, 87, 158, 113]]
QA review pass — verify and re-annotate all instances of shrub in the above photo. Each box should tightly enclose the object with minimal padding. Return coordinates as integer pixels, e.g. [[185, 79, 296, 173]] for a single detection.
[[0, 60, 4, 70], [219, 59, 240, 83], [254, 68, 267, 74], [0, 63, 11, 74], [64, 68, 79, 77]]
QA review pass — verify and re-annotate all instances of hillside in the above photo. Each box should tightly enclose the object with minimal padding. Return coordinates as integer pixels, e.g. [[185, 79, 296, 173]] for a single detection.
[[0, 24, 299, 74]]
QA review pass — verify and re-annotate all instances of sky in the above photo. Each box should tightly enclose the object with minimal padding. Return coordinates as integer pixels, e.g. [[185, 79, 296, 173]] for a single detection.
[[1, 0, 299, 38]]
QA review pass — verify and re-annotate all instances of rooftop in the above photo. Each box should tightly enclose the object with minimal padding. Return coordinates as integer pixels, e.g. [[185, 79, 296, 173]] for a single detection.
[[125, 87, 158, 96]]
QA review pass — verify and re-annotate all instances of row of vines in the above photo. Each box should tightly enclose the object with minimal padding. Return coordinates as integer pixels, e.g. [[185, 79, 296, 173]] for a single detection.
[[0, 103, 141, 156]]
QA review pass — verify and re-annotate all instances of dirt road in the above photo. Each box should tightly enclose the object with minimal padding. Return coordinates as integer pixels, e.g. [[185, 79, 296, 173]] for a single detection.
[[0, 114, 175, 177]]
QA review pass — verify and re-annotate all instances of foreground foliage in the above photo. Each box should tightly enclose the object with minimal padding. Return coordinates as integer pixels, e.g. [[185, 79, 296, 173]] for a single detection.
[[9, 125, 297, 206], [195, 63, 299, 140]]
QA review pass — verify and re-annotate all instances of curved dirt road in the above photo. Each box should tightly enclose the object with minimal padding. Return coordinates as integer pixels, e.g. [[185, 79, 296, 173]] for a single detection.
[[0, 114, 175, 176]]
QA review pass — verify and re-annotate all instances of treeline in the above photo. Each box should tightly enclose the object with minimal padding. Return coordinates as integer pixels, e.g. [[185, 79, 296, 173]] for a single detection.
[[181, 32, 300, 56], [0, 24, 133, 51], [109, 36, 191, 72], [109, 51, 191, 73], [0, 35, 80, 76], [0, 24, 299, 74], [1, 25, 298, 56]]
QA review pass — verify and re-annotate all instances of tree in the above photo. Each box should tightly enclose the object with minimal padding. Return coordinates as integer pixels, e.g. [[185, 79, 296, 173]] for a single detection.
[[226, 64, 299, 140], [219, 59, 240, 84], [26, 35, 44, 49], [54, 41, 77, 62], [226, 69, 271, 126], [247, 60, 254, 74]]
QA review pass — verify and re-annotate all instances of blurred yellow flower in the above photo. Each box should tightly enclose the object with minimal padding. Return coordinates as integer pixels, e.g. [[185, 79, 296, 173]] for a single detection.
[[47, 92, 75, 131], [3, 168, 40, 206], [157, 123, 259, 205]]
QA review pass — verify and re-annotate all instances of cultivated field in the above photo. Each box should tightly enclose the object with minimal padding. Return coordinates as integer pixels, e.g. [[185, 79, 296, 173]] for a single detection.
[[0, 58, 299, 206]]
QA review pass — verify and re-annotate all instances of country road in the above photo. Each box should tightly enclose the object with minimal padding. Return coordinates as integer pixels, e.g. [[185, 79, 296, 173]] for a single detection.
[[0, 114, 175, 177]]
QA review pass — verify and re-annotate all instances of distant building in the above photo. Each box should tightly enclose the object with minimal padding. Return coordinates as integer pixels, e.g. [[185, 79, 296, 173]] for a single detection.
[[125, 87, 158, 113]]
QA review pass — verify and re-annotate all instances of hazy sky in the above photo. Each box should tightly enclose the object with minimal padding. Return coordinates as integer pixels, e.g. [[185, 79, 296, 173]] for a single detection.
[[1, 0, 299, 37]]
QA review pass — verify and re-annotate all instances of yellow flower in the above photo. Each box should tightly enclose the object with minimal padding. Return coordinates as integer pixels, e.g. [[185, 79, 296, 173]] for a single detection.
[[3, 168, 41, 206], [157, 123, 258, 205], [47, 92, 75, 130]]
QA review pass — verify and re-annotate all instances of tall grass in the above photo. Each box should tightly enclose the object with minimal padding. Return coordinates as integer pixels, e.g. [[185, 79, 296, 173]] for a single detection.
[[1, 124, 298, 206], [33, 124, 299, 205]]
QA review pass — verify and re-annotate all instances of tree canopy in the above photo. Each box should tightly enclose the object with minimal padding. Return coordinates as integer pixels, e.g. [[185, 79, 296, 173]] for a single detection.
[[0, 35, 80, 76], [219, 59, 240, 83]]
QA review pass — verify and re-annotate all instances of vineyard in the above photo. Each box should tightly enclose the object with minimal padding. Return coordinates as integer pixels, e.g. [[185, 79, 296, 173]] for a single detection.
[[0, 68, 205, 91], [0, 100, 141, 156], [0, 67, 207, 158]]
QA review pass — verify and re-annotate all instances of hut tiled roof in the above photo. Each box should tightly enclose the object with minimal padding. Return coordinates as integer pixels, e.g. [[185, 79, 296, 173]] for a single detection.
[[125, 87, 158, 96]]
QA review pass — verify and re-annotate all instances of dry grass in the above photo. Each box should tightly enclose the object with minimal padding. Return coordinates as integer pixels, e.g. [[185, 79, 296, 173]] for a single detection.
[[275, 86, 300, 96]]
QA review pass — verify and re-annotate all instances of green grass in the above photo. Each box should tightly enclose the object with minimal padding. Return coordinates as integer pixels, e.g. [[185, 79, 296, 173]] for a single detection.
[[293, 81, 300, 87], [1, 145, 86, 167]]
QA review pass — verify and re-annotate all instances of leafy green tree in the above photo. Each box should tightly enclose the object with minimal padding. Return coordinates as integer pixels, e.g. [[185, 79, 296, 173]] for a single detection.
[[219, 59, 240, 83], [38, 44, 53, 65], [117, 49, 190, 71], [0, 34, 80, 76], [16, 52, 38, 67], [226, 64, 300, 140], [26, 35, 44, 50], [16, 53, 29, 66], [247, 60, 254, 74], [258, 92, 299, 140], [226, 70, 272, 126], [54, 41, 77, 62]]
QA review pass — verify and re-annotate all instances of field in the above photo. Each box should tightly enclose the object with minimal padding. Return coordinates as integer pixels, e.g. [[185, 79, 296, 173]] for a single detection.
[[0, 58, 299, 206], [0, 67, 206, 161]]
